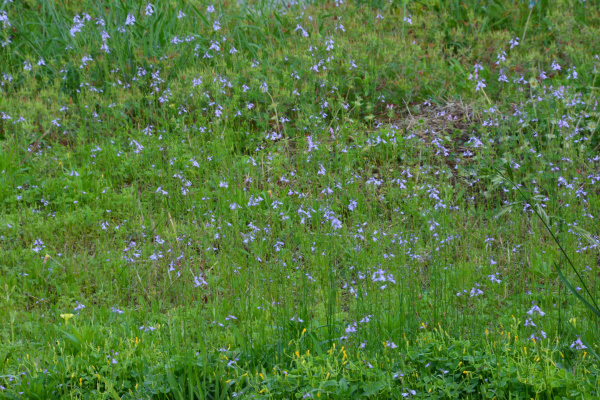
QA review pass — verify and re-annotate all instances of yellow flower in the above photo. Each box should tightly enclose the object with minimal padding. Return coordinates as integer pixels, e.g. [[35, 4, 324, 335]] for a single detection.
[[60, 313, 74, 323]]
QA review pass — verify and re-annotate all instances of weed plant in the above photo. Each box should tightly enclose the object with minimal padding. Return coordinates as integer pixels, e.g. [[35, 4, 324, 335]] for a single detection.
[[1, 0, 600, 398]]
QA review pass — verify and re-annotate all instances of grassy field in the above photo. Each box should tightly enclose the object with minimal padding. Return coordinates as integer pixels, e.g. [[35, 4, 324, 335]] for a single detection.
[[1, 0, 600, 398]]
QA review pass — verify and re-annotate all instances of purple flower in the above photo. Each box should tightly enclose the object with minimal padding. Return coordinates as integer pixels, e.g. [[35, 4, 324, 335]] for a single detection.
[[290, 315, 304, 323], [570, 338, 587, 350], [348, 199, 357, 211], [194, 275, 207, 287], [526, 305, 545, 316], [345, 323, 357, 334], [125, 13, 135, 26]]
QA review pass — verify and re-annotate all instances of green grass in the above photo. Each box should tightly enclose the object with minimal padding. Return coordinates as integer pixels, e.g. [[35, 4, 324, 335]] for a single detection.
[[1, 0, 600, 398]]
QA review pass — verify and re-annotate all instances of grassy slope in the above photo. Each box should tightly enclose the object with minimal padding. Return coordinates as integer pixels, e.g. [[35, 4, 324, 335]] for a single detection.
[[1, 0, 600, 398]]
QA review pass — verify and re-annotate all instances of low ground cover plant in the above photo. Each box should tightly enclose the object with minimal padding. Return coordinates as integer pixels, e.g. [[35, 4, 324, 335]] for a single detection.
[[1, 0, 600, 398]]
